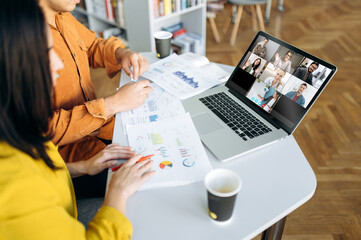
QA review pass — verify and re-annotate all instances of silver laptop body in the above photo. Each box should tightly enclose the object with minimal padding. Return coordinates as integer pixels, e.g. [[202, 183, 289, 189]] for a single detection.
[[183, 31, 337, 161]]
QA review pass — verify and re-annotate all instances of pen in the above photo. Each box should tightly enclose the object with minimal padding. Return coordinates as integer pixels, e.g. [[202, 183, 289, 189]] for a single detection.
[[111, 164, 123, 172], [111, 154, 154, 172], [136, 154, 154, 163]]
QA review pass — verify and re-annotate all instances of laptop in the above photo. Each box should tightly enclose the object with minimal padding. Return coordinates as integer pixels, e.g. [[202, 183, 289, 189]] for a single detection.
[[182, 31, 337, 161]]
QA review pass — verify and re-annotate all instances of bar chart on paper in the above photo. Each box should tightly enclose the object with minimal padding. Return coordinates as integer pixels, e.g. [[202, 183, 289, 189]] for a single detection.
[[141, 54, 226, 99], [121, 83, 185, 134]]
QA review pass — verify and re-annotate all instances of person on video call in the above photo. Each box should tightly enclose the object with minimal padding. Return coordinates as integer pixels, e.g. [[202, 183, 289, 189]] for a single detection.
[[293, 62, 319, 86], [242, 58, 262, 77], [252, 38, 269, 58], [38, 0, 153, 197], [0, 0, 155, 238], [258, 69, 285, 105], [285, 83, 308, 107], [263, 91, 281, 112], [273, 50, 293, 73]]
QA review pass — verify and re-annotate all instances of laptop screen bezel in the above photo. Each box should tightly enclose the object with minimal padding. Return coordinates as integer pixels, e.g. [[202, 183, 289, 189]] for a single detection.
[[225, 31, 337, 134]]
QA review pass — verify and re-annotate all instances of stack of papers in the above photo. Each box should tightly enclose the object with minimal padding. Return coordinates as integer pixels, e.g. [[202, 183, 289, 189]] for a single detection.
[[111, 83, 212, 191], [108, 53, 230, 191]]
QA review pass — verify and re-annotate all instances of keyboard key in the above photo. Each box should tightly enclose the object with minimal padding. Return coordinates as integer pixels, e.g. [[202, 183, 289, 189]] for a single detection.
[[210, 109, 229, 124], [200, 93, 272, 141]]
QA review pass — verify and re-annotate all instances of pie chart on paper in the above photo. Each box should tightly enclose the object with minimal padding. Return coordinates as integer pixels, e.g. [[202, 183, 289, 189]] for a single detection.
[[159, 161, 173, 169]]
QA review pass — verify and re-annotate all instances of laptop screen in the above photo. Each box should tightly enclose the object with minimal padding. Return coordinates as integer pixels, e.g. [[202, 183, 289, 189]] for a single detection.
[[226, 31, 337, 134]]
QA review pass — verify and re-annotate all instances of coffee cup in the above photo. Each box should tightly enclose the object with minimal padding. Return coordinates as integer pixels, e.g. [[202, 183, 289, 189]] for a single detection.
[[204, 169, 242, 222], [153, 31, 172, 58]]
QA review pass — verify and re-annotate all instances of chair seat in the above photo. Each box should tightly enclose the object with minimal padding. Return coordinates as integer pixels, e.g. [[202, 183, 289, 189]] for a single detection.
[[207, 0, 227, 12], [228, 0, 267, 5], [223, 0, 267, 45], [207, 3, 225, 13]]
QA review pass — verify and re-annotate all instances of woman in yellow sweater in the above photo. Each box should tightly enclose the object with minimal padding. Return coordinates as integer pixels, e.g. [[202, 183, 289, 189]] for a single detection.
[[0, 0, 154, 239]]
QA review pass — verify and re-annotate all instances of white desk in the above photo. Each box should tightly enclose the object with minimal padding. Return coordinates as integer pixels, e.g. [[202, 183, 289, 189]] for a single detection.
[[112, 53, 316, 240]]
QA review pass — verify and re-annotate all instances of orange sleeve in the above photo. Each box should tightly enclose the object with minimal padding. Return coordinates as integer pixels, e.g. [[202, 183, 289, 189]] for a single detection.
[[72, 14, 125, 78], [50, 99, 108, 146]]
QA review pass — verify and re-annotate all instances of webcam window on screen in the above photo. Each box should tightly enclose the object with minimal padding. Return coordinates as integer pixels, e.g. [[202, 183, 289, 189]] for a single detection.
[[230, 35, 334, 130]]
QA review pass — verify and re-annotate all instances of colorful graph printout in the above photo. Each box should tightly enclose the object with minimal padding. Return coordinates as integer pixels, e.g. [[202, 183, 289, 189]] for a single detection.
[[160, 161, 173, 169], [141, 54, 227, 100], [121, 83, 186, 134], [126, 113, 212, 190]]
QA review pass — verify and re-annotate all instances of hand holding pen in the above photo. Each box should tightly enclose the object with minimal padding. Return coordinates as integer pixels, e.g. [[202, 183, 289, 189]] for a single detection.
[[104, 154, 155, 214], [112, 154, 155, 172]]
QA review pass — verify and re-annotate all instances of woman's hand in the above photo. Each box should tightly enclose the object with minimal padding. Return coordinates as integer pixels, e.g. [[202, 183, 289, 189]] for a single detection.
[[103, 154, 155, 214], [66, 144, 136, 178], [274, 53, 280, 62]]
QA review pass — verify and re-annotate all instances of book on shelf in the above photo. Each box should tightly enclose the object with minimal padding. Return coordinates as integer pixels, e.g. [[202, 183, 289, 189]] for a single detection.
[[162, 22, 183, 33], [152, 0, 159, 18], [154, 0, 203, 18], [164, 0, 172, 15], [158, 0, 165, 16], [171, 42, 184, 55], [104, 0, 114, 21], [172, 32, 203, 55], [171, 28, 187, 38], [161, 22, 187, 40], [89, 0, 125, 27], [113, 0, 125, 27]]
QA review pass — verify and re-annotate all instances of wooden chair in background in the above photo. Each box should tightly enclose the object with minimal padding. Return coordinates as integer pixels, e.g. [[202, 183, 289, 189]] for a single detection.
[[206, 0, 227, 43], [222, 0, 267, 45]]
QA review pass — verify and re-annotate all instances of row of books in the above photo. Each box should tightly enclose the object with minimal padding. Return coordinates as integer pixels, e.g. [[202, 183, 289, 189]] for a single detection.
[[88, 0, 126, 27], [162, 22, 203, 55], [153, 0, 204, 18]]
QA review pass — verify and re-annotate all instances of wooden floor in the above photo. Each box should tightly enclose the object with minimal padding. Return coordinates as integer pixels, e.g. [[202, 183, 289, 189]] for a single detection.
[[91, 0, 361, 239]]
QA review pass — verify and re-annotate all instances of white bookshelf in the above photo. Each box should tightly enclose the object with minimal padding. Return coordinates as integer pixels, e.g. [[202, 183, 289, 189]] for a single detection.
[[73, 0, 206, 55]]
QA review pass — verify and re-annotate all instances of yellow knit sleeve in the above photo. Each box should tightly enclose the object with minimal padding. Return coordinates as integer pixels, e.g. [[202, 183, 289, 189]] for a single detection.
[[0, 143, 132, 240], [87, 206, 133, 240]]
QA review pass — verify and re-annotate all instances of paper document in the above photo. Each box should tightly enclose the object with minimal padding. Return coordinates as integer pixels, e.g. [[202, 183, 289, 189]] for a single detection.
[[179, 52, 230, 82], [141, 54, 228, 100], [126, 113, 212, 191], [120, 83, 185, 134]]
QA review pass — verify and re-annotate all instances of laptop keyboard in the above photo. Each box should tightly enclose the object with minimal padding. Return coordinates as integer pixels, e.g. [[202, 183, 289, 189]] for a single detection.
[[199, 92, 272, 141]]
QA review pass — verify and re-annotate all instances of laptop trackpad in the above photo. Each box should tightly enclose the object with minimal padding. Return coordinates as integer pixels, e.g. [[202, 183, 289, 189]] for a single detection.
[[192, 113, 223, 135]]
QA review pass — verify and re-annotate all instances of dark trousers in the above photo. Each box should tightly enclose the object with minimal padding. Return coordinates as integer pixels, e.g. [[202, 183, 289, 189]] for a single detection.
[[72, 169, 108, 199], [73, 170, 107, 228]]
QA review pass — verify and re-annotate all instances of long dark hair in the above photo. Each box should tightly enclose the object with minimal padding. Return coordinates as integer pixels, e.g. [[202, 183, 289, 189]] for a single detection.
[[0, 0, 57, 169], [252, 58, 262, 71]]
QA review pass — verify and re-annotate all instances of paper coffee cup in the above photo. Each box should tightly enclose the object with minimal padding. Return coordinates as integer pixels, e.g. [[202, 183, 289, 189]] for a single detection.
[[154, 31, 172, 59], [204, 169, 242, 222]]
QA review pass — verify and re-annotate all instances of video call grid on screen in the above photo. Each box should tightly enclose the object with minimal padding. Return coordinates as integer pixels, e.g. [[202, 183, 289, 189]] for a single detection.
[[226, 31, 337, 134]]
